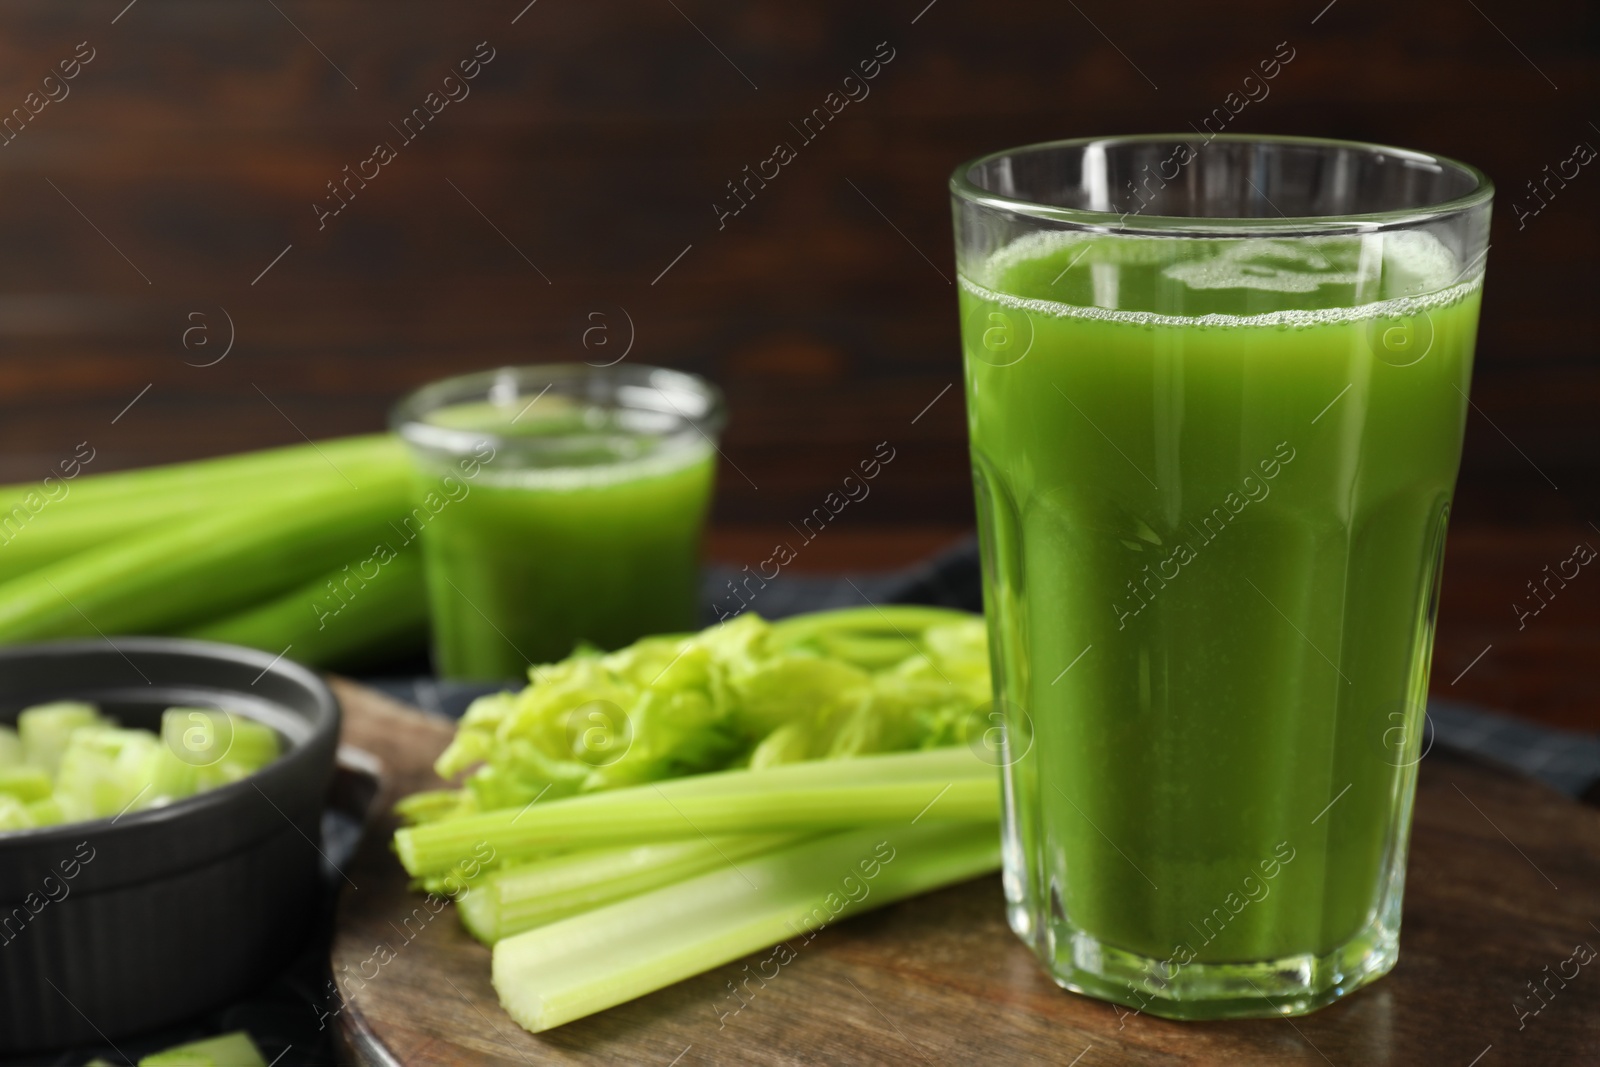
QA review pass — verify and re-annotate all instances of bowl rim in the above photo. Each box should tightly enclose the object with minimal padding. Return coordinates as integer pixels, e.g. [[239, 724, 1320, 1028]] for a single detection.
[[0, 636, 339, 849]]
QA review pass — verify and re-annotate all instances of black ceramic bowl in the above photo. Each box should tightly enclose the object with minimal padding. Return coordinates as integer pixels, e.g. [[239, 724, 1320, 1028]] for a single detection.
[[0, 638, 339, 1053]]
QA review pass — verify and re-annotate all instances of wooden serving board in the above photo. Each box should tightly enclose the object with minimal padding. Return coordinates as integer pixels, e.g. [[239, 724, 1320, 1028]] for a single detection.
[[327, 680, 1600, 1065]]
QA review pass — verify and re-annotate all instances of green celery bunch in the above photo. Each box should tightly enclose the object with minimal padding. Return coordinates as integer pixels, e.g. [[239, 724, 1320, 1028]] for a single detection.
[[0, 434, 430, 668]]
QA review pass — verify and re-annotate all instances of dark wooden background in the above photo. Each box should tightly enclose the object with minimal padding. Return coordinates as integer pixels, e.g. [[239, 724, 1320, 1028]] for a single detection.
[[0, 0, 1595, 726]]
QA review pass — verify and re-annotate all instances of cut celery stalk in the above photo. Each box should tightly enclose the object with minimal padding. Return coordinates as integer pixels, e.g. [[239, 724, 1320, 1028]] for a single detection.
[[158, 710, 279, 774], [429, 744, 991, 816], [154, 710, 280, 801], [17, 702, 103, 774], [0, 725, 19, 765], [137, 1030, 267, 1066], [159, 708, 228, 772], [0, 764, 52, 802], [0, 794, 34, 830], [151, 744, 200, 800], [26, 796, 63, 826], [459, 833, 805, 945], [409, 744, 995, 830], [56, 727, 162, 818], [0, 703, 283, 836], [492, 821, 999, 1032], [183, 548, 427, 668], [220, 714, 279, 770], [396, 749, 999, 878]]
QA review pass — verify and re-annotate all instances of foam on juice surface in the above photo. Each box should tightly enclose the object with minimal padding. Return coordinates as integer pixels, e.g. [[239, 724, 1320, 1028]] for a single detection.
[[963, 229, 1480, 329], [470, 438, 715, 492], [422, 397, 715, 491]]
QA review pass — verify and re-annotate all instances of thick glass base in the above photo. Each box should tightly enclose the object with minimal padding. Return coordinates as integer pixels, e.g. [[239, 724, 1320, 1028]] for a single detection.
[[1027, 915, 1399, 1020]]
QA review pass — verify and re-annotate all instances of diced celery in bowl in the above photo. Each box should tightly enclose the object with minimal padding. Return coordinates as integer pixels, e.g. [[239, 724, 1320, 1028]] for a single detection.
[[0, 700, 281, 833]]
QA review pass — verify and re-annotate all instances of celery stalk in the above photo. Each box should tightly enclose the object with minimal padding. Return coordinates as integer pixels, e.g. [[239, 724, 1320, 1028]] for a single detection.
[[0, 794, 34, 830], [18, 702, 103, 774], [492, 821, 999, 1032], [0, 434, 399, 512], [0, 469, 409, 641], [396, 757, 998, 879], [0, 436, 405, 583], [459, 833, 805, 944], [412, 744, 996, 829], [183, 548, 426, 668], [137, 1030, 267, 1067]]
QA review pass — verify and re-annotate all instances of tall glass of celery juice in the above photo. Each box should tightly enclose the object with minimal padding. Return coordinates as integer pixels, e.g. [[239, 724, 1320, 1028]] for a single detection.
[[952, 136, 1492, 1018], [393, 365, 723, 680]]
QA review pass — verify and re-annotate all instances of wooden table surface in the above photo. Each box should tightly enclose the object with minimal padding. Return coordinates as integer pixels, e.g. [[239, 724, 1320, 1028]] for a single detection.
[[326, 678, 1600, 1066]]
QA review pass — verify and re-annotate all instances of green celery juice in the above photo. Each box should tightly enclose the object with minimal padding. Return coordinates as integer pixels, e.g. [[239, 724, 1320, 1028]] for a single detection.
[[960, 231, 1480, 1001], [411, 397, 716, 679]]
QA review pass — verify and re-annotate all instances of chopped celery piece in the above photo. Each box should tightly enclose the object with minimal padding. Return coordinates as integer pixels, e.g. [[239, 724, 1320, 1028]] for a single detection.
[[0, 703, 283, 835], [0, 764, 52, 802], [460, 833, 804, 944], [193, 760, 252, 791], [56, 727, 162, 818], [0, 794, 35, 830], [396, 747, 998, 879], [151, 746, 201, 800], [159, 709, 278, 774], [219, 714, 279, 771], [137, 1030, 267, 1067], [26, 796, 64, 826], [434, 607, 989, 807], [18, 702, 104, 774], [0, 724, 20, 765], [159, 707, 229, 768], [492, 821, 1000, 1032]]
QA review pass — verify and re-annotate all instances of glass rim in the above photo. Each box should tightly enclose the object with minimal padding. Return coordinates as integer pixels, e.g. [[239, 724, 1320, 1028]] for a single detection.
[[949, 133, 1495, 237], [389, 362, 727, 457]]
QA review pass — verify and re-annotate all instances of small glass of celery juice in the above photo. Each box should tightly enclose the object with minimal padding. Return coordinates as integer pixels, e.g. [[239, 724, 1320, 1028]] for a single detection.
[[392, 364, 724, 680]]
